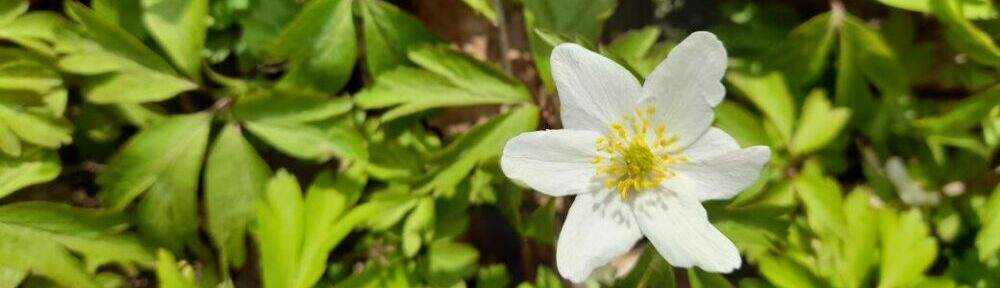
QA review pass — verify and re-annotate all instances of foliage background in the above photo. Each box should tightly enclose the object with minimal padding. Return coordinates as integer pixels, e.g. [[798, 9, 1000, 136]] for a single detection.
[[1, 0, 1000, 287]]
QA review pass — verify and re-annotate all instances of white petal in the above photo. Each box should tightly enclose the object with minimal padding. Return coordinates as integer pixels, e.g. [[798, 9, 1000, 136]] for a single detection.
[[667, 146, 771, 202], [632, 190, 741, 272], [500, 129, 603, 197], [551, 43, 642, 132], [641, 32, 727, 149], [557, 190, 643, 283], [683, 128, 740, 160], [643, 31, 728, 107]]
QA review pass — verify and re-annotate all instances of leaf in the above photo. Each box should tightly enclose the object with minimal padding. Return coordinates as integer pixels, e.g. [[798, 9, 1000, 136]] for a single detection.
[[521, 0, 616, 90], [236, 0, 298, 66], [420, 240, 480, 287], [603, 26, 663, 78], [156, 250, 197, 288], [878, 209, 938, 288], [522, 199, 556, 244], [0, 149, 59, 199], [976, 185, 1000, 259], [96, 113, 211, 252], [791, 89, 851, 155], [726, 71, 796, 145], [714, 101, 770, 147], [402, 197, 435, 257], [64, 2, 177, 74], [141, 0, 208, 81], [273, 0, 356, 94], [0, 202, 155, 288], [355, 45, 531, 121], [916, 84, 1000, 132], [477, 264, 510, 288], [794, 162, 847, 239], [0, 0, 27, 26], [360, 0, 436, 78], [689, 268, 733, 288], [758, 255, 829, 288], [257, 169, 378, 288], [92, 0, 147, 39], [461, 0, 496, 21], [878, 0, 997, 19], [244, 117, 367, 162], [931, 0, 1000, 67], [204, 124, 270, 270], [233, 89, 352, 123], [419, 106, 539, 194], [612, 247, 674, 288], [0, 104, 72, 149], [764, 12, 836, 88]]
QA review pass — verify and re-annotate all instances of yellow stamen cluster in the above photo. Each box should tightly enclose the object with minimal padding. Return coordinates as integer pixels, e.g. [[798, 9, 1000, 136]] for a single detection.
[[594, 106, 687, 200]]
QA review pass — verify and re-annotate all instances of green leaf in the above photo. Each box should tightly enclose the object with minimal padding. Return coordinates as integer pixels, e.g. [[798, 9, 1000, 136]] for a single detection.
[[917, 84, 1000, 132], [791, 89, 851, 155], [878, 209, 938, 288], [689, 268, 733, 288], [360, 0, 436, 78], [420, 240, 479, 287], [795, 162, 847, 239], [714, 101, 770, 147], [204, 124, 270, 270], [976, 185, 1000, 259], [96, 113, 211, 252], [726, 71, 796, 145], [0, 0, 27, 26], [764, 12, 835, 88], [604, 26, 664, 78], [477, 264, 510, 288], [522, 199, 556, 244], [64, 2, 177, 74], [758, 255, 829, 288], [931, 0, 1000, 67], [878, 0, 997, 19], [257, 169, 378, 288], [233, 89, 352, 123], [244, 116, 367, 162], [0, 104, 72, 149], [141, 0, 208, 81], [236, 0, 298, 66], [461, 0, 496, 21], [420, 106, 538, 194], [155, 249, 197, 288], [0, 202, 155, 288], [356, 45, 530, 121], [273, 0, 356, 93], [0, 149, 59, 199], [522, 0, 615, 90], [402, 197, 435, 257], [612, 247, 674, 288], [92, 0, 147, 39]]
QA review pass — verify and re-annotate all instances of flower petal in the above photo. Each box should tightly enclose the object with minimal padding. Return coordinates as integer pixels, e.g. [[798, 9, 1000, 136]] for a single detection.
[[632, 190, 741, 272], [557, 190, 643, 283], [501, 129, 603, 197], [667, 146, 771, 202], [683, 127, 740, 160], [551, 43, 642, 132], [643, 31, 728, 107], [641, 32, 726, 149]]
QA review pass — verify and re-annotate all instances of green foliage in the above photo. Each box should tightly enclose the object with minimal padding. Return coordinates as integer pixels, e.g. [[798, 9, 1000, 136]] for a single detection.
[[2, 0, 1000, 287]]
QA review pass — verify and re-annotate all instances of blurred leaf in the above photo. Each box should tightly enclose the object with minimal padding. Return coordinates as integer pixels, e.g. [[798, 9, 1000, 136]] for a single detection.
[[356, 45, 531, 121], [977, 185, 1000, 259], [273, 0, 355, 94], [758, 255, 829, 288], [92, 0, 146, 39], [727, 71, 796, 145], [0, 202, 154, 288], [764, 12, 835, 88], [604, 26, 665, 78], [360, 0, 436, 78], [420, 106, 539, 195], [714, 101, 770, 147], [522, 0, 615, 90], [0, 0, 27, 25], [204, 124, 270, 270], [791, 89, 850, 155], [420, 240, 479, 287], [155, 249, 197, 288], [689, 268, 733, 288], [477, 264, 510, 288], [931, 0, 1000, 66], [62, 3, 196, 103], [141, 0, 208, 81], [461, 0, 496, 21], [0, 105, 71, 149], [878, 0, 997, 19], [710, 203, 790, 258], [917, 84, 1000, 132], [612, 247, 674, 288], [237, 0, 298, 66], [878, 209, 938, 288], [97, 113, 211, 252], [0, 149, 59, 199], [795, 161, 846, 239], [522, 199, 556, 244], [402, 197, 435, 257]]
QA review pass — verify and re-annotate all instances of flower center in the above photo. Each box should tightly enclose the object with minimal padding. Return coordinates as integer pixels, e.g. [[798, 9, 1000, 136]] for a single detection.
[[593, 106, 687, 200]]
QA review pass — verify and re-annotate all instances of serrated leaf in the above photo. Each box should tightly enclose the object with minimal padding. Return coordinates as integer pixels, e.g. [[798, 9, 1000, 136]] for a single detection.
[[360, 0, 436, 78], [273, 0, 355, 94], [726, 71, 796, 145], [791, 89, 850, 155], [878, 209, 938, 288], [0, 202, 154, 288], [141, 0, 208, 81], [0, 149, 59, 199], [204, 124, 270, 270], [97, 113, 211, 252]]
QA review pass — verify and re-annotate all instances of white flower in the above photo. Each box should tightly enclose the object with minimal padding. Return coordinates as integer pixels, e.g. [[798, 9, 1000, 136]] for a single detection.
[[499, 32, 771, 283]]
